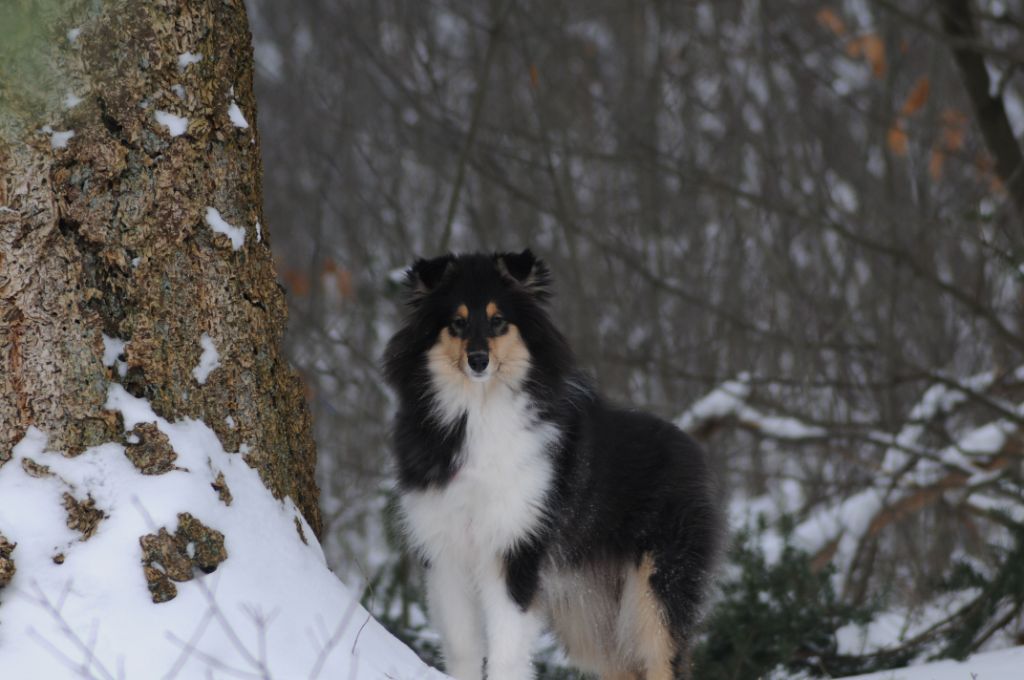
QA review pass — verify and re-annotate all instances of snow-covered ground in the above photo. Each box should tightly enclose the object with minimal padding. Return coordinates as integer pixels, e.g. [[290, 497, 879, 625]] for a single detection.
[[3, 370, 1019, 678], [839, 644, 1024, 679], [0, 384, 444, 679]]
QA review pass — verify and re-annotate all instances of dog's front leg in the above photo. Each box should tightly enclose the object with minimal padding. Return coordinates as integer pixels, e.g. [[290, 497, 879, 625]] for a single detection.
[[479, 557, 543, 680], [427, 561, 485, 680]]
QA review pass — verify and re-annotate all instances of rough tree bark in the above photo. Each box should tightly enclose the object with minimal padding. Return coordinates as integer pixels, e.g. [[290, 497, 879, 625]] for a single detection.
[[0, 0, 321, 588]]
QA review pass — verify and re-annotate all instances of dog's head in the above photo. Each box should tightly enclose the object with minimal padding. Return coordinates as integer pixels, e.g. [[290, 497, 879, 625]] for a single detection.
[[386, 249, 554, 390]]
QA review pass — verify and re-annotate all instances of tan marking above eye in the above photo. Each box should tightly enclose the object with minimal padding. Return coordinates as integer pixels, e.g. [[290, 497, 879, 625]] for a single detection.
[[456, 304, 469, 319], [486, 301, 499, 319]]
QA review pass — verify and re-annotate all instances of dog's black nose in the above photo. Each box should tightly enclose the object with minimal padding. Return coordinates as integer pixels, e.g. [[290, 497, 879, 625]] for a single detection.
[[467, 351, 489, 373]]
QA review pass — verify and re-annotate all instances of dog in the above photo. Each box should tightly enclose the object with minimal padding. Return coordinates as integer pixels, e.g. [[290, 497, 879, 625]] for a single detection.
[[383, 250, 724, 680]]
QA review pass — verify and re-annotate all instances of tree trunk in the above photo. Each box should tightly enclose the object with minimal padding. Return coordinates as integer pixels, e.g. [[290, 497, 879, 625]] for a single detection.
[[1, 0, 320, 568], [937, 0, 1024, 229]]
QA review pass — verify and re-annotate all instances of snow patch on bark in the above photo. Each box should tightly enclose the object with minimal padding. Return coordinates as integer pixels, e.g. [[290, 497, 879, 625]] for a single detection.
[[177, 52, 203, 69], [155, 110, 188, 137], [101, 334, 128, 378], [228, 101, 250, 128], [204, 207, 246, 250], [192, 333, 221, 385], [42, 126, 75, 149]]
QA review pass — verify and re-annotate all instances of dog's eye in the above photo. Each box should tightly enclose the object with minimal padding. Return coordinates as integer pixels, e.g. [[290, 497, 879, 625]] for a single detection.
[[490, 314, 508, 334], [449, 317, 467, 335]]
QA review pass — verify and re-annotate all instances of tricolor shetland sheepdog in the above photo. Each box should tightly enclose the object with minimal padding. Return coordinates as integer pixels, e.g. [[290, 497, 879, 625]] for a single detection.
[[384, 250, 724, 680]]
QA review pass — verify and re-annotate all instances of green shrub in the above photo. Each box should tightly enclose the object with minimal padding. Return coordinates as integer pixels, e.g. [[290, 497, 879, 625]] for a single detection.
[[692, 524, 885, 680]]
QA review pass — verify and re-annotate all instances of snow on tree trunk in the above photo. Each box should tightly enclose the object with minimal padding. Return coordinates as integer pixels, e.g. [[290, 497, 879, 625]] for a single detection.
[[0, 1, 438, 676], [0, 0, 320, 534]]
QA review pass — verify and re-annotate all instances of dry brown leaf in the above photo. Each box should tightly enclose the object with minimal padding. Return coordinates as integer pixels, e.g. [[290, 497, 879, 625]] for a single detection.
[[845, 34, 886, 77], [901, 76, 930, 116], [974, 153, 1005, 192], [941, 109, 967, 151], [282, 269, 310, 296], [845, 36, 863, 57], [862, 35, 886, 77], [336, 268, 354, 299], [887, 125, 908, 156], [942, 108, 968, 128], [816, 7, 846, 36], [929, 148, 945, 181], [942, 125, 965, 152], [529, 64, 540, 89]]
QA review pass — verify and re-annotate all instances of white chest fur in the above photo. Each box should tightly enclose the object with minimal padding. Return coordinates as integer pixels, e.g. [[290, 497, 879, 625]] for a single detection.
[[400, 382, 558, 564]]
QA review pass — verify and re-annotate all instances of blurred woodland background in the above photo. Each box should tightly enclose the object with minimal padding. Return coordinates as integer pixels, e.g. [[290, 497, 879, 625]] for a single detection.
[[245, 1, 1024, 677]]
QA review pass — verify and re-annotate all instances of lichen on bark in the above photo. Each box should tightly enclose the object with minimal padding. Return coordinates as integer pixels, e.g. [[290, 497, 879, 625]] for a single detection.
[[0, 534, 15, 589], [63, 492, 105, 540], [212, 471, 233, 505], [124, 422, 178, 474], [294, 516, 309, 545], [21, 457, 53, 478], [139, 512, 227, 603]]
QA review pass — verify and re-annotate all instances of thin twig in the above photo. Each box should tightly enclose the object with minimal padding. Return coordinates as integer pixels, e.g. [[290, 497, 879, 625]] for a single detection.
[[163, 608, 216, 680], [26, 581, 117, 680], [164, 633, 266, 679], [193, 575, 273, 680], [308, 591, 362, 679]]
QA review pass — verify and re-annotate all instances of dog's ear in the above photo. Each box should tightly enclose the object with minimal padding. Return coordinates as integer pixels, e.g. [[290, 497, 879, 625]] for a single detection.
[[406, 254, 456, 299], [495, 249, 551, 301]]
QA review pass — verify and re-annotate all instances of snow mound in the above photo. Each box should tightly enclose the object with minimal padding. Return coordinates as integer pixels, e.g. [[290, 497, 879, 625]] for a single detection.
[[0, 385, 444, 679]]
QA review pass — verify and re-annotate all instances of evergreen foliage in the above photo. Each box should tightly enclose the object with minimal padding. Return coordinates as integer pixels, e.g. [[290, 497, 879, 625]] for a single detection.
[[692, 524, 884, 680], [937, 520, 1024, 660]]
